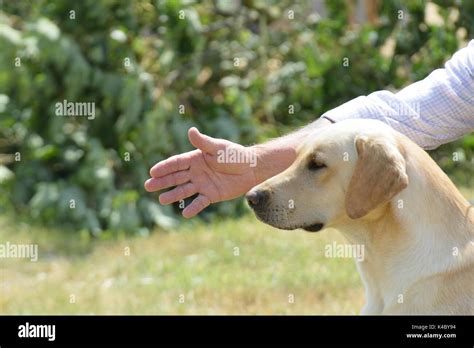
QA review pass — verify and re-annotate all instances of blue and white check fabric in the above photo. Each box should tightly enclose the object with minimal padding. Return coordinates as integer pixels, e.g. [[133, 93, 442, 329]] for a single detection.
[[322, 40, 474, 149]]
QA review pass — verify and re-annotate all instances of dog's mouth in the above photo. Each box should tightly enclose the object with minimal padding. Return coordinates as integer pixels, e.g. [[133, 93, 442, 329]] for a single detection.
[[250, 207, 325, 233], [302, 223, 324, 232]]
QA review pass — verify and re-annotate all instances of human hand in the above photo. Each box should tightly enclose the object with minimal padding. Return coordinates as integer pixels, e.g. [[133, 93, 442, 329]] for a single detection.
[[144, 127, 258, 218]]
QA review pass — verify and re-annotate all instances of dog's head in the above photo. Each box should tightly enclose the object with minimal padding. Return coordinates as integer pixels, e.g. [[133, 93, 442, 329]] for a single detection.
[[246, 120, 409, 232]]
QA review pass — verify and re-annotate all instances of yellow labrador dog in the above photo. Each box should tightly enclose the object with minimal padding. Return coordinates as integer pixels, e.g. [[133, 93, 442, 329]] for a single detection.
[[246, 119, 474, 314]]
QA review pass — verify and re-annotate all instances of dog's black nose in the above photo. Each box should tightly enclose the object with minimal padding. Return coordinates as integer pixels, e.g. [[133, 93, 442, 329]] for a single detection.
[[245, 190, 269, 210]]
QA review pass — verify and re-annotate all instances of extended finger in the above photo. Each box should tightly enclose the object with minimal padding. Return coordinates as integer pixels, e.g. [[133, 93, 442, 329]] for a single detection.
[[149, 151, 194, 178], [159, 182, 197, 205], [144, 170, 190, 192], [182, 194, 211, 218]]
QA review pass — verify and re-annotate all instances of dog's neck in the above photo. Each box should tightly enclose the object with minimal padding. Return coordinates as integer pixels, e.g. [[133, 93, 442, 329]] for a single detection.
[[333, 144, 473, 314]]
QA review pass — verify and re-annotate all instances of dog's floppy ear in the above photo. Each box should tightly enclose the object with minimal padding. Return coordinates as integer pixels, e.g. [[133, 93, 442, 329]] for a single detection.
[[345, 135, 408, 219]]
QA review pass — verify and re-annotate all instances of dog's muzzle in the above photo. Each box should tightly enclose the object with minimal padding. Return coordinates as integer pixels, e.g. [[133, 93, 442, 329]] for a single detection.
[[246, 189, 325, 233]]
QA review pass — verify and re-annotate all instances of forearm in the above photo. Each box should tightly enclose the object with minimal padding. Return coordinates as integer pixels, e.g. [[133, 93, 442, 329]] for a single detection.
[[249, 41, 473, 185], [251, 117, 332, 184]]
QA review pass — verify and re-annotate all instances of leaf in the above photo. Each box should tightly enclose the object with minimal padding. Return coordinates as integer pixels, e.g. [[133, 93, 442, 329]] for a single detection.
[[0, 165, 14, 183]]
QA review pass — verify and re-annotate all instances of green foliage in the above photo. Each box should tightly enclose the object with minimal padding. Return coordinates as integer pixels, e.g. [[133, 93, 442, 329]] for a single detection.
[[0, 0, 472, 235]]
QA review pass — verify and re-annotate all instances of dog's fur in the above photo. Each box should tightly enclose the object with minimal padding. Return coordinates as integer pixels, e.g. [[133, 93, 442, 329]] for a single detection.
[[247, 119, 474, 314]]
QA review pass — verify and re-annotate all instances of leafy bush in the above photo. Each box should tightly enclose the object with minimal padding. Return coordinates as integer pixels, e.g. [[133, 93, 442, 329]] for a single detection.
[[0, 0, 472, 235]]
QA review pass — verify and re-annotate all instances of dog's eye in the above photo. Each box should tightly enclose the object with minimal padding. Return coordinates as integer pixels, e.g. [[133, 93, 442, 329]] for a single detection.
[[308, 159, 326, 171]]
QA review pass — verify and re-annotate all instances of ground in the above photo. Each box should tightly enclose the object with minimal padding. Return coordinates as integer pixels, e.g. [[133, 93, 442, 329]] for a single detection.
[[1, 187, 471, 314], [0, 215, 363, 314]]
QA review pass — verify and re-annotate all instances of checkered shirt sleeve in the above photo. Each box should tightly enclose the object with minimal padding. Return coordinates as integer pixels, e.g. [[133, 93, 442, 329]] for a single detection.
[[322, 40, 474, 149]]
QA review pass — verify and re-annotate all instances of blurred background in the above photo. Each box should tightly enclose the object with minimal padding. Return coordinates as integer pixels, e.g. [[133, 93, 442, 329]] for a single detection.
[[0, 0, 472, 314]]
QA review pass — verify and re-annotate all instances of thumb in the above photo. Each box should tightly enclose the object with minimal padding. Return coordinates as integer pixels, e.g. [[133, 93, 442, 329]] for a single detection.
[[188, 127, 224, 155]]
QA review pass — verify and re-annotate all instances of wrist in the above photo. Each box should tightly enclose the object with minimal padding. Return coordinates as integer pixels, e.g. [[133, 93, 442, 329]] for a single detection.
[[250, 141, 297, 185], [249, 117, 333, 185]]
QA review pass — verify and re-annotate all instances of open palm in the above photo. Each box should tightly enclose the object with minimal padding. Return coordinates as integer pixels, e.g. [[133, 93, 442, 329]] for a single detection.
[[144, 128, 257, 218]]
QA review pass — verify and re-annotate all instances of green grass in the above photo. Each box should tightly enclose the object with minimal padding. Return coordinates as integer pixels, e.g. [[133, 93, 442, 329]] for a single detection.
[[0, 215, 364, 314], [1, 187, 472, 315]]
